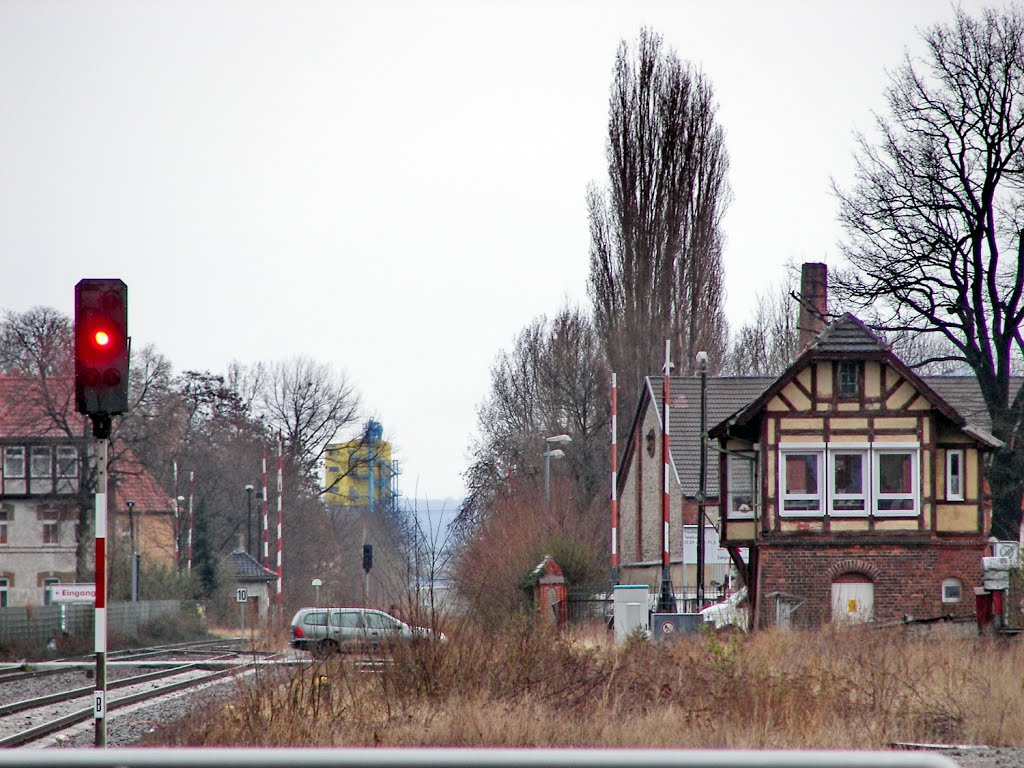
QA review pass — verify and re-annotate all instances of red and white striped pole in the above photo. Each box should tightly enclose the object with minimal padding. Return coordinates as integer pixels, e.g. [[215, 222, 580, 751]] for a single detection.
[[276, 432, 284, 606], [186, 471, 194, 574], [658, 340, 676, 612], [94, 436, 108, 746], [172, 461, 180, 571], [610, 372, 619, 584], [261, 449, 270, 571]]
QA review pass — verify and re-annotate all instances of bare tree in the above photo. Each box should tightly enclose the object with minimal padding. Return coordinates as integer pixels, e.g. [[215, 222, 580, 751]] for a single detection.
[[588, 27, 731, 433], [460, 307, 610, 540], [725, 267, 803, 376], [832, 4, 1024, 538], [257, 356, 360, 479]]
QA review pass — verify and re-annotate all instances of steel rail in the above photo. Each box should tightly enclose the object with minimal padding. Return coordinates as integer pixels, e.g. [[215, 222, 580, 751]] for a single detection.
[[0, 662, 207, 718], [0, 662, 246, 748]]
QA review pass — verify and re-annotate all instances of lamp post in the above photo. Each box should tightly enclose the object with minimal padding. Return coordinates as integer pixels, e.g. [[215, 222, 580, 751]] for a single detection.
[[244, 484, 254, 557], [175, 495, 185, 573], [312, 578, 322, 610], [696, 350, 709, 610], [127, 500, 139, 602], [544, 434, 572, 509]]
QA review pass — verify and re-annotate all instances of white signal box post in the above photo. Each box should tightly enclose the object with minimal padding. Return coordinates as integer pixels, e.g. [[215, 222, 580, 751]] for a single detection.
[[237, 588, 248, 638]]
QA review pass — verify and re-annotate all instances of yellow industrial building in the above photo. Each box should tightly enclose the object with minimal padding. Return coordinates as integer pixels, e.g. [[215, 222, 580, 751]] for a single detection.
[[324, 420, 400, 513]]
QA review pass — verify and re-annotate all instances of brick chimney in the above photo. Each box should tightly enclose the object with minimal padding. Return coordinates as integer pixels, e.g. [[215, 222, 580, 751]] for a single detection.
[[799, 262, 828, 348]]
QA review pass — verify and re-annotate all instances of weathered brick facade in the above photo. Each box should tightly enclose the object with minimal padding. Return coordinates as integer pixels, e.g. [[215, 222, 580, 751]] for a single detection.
[[755, 536, 984, 627]]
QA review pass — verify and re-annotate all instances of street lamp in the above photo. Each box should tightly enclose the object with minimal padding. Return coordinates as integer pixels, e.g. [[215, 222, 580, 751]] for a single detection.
[[311, 578, 322, 609], [244, 484, 255, 557], [544, 434, 572, 508], [127, 500, 139, 602], [695, 350, 709, 609]]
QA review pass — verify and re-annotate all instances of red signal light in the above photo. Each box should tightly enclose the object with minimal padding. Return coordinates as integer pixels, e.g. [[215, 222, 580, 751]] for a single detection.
[[74, 279, 129, 417]]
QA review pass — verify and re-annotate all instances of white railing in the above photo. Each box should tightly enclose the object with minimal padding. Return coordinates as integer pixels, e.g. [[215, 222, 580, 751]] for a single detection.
[[0, 748, 958, 768]]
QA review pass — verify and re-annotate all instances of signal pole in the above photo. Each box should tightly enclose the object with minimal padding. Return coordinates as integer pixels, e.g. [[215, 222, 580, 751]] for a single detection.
[[91, 417, 109, 748], [74, 278, 129, 749]]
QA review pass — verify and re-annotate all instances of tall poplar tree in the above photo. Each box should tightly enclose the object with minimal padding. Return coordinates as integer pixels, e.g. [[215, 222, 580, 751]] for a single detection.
[[588, 28, 731, 431]]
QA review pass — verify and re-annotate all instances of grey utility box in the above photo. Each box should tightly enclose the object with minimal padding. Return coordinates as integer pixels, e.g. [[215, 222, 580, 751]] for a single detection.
[[613, 584, 650, 643], [651, 612, 704, 642]]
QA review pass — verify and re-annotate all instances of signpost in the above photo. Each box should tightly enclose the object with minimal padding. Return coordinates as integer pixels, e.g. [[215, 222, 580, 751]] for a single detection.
[[49, 584, 97, 603], [237, 587, 248, 637]]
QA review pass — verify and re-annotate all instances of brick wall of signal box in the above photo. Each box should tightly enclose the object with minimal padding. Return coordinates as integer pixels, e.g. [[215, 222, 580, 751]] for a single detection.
[[755, 538, 986, 628]]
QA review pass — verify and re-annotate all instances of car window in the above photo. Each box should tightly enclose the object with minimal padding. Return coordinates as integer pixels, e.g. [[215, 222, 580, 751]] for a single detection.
[[332, 611, 362, 628], [365, 612, 399, 630], [303, 612, 328, 626]]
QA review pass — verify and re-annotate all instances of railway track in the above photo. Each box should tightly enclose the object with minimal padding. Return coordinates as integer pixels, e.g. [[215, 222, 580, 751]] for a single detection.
[[0, 638, 280, 748]]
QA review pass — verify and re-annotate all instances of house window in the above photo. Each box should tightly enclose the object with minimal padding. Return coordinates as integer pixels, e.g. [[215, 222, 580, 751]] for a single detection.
[[779, 443, 920, 518], [838, 362, 860, 398], [43, 577, 59, 605], [40, 507, 59, 545], [726, 452, 756, 519], [56, 447, 79, 494], [0, 504, 10, 544], [30, 446, 53, 494], [3, 444, 79, 495], [779, 446, 824, 516], [0, 578, 8, 607], [946, 449, 965, 501], [942, 577, 962, 604], [3, 447, 25, 494], [874, 448, 918, 515], [829, 449, 868, 516]]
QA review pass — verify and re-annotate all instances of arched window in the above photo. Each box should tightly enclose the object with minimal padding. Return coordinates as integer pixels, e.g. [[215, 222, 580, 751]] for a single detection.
[[941, 577, 962, 604]]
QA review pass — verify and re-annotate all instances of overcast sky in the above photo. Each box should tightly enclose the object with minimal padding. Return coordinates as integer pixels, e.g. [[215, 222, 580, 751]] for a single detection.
[[0, 0, 995, 504]]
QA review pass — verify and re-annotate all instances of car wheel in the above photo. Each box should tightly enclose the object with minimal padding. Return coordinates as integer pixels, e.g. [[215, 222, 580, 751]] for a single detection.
[[314, 639, 338, 657]]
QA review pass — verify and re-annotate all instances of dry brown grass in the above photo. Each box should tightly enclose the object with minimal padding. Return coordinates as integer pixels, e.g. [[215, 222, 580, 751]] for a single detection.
[[152, 620, 1024, 749]]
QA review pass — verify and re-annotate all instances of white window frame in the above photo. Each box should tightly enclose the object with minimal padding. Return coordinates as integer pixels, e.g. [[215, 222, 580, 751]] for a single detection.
[[56, 446, 79, 494], [945, 449, 965, 502], [0, 504, 9, 545], [828, 445, 870, 517], [779, 444, 825, 518], [30, 446, 53, 495], [941, 577, 962, 604], [726, 451, 757, 519], [838, 361, 860, 398], [872, 444, 919, 517], [3, 446, 25, 494], [40, 507, 60, 545]]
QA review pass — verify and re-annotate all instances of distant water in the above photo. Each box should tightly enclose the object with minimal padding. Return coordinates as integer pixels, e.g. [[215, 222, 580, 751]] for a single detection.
[[402, 497, 462, 544]]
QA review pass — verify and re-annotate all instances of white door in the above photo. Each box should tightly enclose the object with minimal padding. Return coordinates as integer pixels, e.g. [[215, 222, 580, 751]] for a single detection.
[[831, 577, 874, 623]]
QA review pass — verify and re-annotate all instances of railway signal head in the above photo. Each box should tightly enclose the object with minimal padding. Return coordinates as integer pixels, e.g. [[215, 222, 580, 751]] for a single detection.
[[74, 279, 129, 416]]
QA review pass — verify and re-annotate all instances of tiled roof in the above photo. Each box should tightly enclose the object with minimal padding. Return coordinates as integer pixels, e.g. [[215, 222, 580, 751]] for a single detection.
[[924, 375, 1023, 436], [110, 450, 173, 514], [0, 375, 88, 438], [647, 375, 774, 497], [228, 550, 279, 582], [806, 313, 890, 355]]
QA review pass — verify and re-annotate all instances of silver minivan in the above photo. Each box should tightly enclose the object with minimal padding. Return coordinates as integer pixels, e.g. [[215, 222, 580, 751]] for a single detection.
[[289, 607, 434, 654]]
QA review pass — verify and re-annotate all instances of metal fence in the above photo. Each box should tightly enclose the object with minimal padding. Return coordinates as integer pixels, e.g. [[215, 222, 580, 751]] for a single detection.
[[566, 586, 730, 624], [0, 600, 180, 650], [0, 747, 960, 768]]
